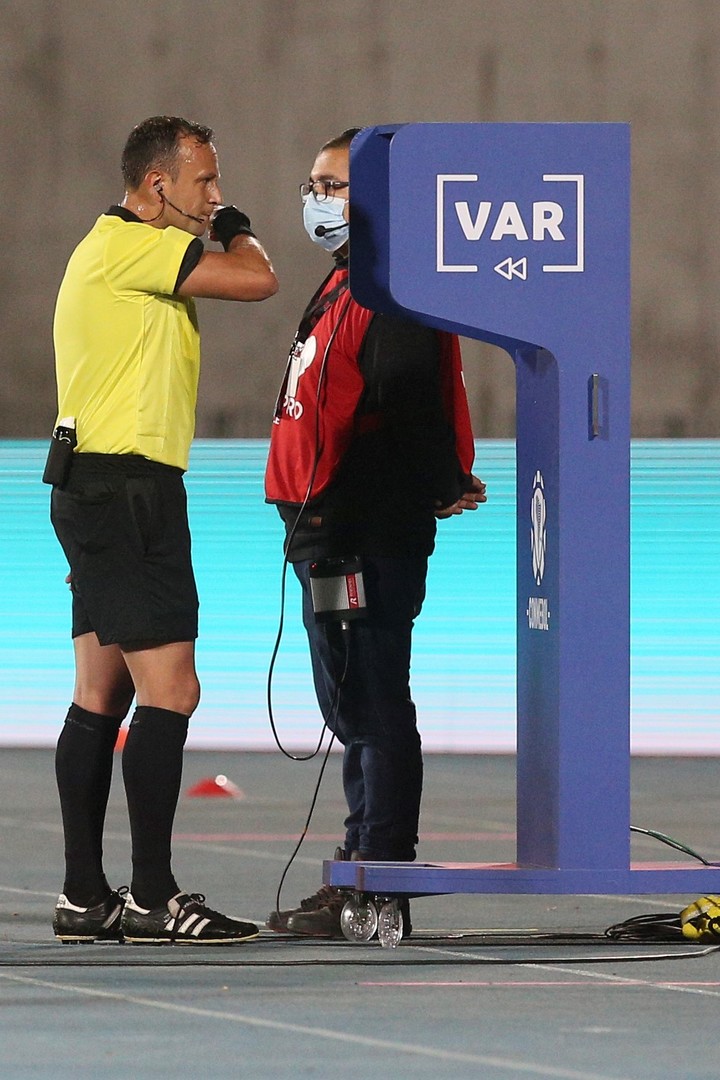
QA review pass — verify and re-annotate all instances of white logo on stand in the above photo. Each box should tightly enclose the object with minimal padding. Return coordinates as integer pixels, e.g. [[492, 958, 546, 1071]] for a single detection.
[[531, 470, 547, 585], [527, 470, 550, 631]]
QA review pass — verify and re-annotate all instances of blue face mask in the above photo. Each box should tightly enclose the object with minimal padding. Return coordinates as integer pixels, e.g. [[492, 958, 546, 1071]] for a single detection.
[[302, 194, 349, 252]]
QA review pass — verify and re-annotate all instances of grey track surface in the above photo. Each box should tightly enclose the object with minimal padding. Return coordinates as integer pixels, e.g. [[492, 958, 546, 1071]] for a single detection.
[[2, 748, 719, 1080]]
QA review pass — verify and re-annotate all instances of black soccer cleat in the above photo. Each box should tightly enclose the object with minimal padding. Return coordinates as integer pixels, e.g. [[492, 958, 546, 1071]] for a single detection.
[[53, 890, 126, 943], [121, 892, 260, 944]]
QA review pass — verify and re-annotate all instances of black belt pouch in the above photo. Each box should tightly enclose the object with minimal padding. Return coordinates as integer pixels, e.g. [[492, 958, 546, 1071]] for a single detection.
[[42, 424, 77, 488]]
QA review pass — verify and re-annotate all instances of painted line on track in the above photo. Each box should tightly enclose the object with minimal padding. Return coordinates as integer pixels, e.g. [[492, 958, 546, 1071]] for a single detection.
[[0, 969, 634, 1080]]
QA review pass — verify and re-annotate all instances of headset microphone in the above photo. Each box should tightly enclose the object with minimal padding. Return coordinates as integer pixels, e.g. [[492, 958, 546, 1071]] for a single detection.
[[314, 223, 347, 237], [156, 185, 205, 225]]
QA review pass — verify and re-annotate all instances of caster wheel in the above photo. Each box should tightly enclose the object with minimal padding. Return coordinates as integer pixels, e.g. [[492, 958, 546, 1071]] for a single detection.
[[377, 899, 403, 949], [340, 895, 378, 942]]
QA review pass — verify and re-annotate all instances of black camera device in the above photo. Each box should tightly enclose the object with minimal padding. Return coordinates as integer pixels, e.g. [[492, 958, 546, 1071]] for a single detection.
[[309, 556, 367, 624]]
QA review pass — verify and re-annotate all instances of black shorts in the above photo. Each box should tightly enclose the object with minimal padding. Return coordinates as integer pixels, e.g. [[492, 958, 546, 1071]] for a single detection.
[[50, 454, 199, 647]]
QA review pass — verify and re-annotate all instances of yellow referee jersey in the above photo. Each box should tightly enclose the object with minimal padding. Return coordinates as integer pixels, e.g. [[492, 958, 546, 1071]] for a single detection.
[[53, 209, 202, 470]]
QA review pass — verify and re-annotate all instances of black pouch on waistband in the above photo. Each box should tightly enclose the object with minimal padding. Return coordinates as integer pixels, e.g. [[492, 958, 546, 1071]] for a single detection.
[[42, 421, 77, 487]]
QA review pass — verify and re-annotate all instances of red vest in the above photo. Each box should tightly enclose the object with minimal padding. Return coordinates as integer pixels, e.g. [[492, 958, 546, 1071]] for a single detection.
[[265, 266, 475, 505]]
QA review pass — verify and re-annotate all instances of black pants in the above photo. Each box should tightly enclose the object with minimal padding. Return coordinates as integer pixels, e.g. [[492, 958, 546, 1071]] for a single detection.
[[294, 555, 427, 861]]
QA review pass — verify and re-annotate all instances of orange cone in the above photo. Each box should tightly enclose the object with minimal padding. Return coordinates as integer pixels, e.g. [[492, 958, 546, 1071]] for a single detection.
[[185, 774, 244, 799], [114, 726, 128, 752]]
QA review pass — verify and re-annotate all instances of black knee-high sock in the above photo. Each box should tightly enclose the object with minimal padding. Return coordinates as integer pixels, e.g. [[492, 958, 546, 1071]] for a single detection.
[[121, 705, 189, 909], [55, 703, 123, 906]]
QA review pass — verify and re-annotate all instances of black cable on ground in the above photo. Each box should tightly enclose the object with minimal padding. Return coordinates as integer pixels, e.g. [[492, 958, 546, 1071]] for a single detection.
[[3, 943, 718, 968], [605, 912, 684, 942], [600, 827, 720, 941]]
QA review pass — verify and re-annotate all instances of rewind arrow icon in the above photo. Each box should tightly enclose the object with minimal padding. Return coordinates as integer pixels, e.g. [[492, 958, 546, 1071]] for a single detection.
[[494, 256, 528, 281]]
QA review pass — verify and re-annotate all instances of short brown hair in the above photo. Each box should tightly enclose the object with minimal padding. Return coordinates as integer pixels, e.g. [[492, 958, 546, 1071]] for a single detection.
[[121, 115, 214, 191]]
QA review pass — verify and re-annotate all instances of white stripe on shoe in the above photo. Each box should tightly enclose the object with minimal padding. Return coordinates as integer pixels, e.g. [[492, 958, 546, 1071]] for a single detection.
[[101, 904, 122, 929], [177, 913, 210, 937]]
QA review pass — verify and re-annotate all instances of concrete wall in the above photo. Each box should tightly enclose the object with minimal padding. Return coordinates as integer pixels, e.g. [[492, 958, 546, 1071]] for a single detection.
[[2, 0, 719, 439]]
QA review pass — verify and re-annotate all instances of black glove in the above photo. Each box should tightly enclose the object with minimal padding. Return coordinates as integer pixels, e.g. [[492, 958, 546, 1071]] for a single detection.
[[210, 205, 255, 250]]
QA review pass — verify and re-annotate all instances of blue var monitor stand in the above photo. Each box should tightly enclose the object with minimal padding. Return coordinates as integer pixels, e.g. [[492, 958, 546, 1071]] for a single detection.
[[325, 123, 720, 898]]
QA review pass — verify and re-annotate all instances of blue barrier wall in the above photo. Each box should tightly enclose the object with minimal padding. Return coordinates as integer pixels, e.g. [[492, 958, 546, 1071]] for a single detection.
[[1, 439, 717, 751]]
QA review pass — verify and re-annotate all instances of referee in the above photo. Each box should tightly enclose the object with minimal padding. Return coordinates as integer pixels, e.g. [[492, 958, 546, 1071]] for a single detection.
[[48, 116, 277, 944]]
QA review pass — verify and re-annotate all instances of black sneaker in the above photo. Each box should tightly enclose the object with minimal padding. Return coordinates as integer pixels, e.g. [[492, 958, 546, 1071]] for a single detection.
[[121, 892, 259, 944], [53, 889, 126, 943]]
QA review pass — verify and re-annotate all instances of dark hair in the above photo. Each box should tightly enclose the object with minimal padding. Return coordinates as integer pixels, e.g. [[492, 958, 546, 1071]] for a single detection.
[[121, 115, 214, 191], [320, 127, 362, 152]]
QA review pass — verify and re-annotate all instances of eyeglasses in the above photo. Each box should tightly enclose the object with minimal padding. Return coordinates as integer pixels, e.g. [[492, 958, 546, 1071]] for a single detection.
[[299, 179, 349, 202]]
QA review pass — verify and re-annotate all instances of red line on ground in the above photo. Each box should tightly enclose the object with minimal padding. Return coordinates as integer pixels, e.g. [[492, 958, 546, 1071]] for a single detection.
[[358, 981, 720, 989], [358, 981, 641, 988]]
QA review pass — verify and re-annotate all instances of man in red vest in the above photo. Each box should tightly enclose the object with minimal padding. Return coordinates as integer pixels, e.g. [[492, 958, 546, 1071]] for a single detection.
[[265, 128, 486, 938]]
